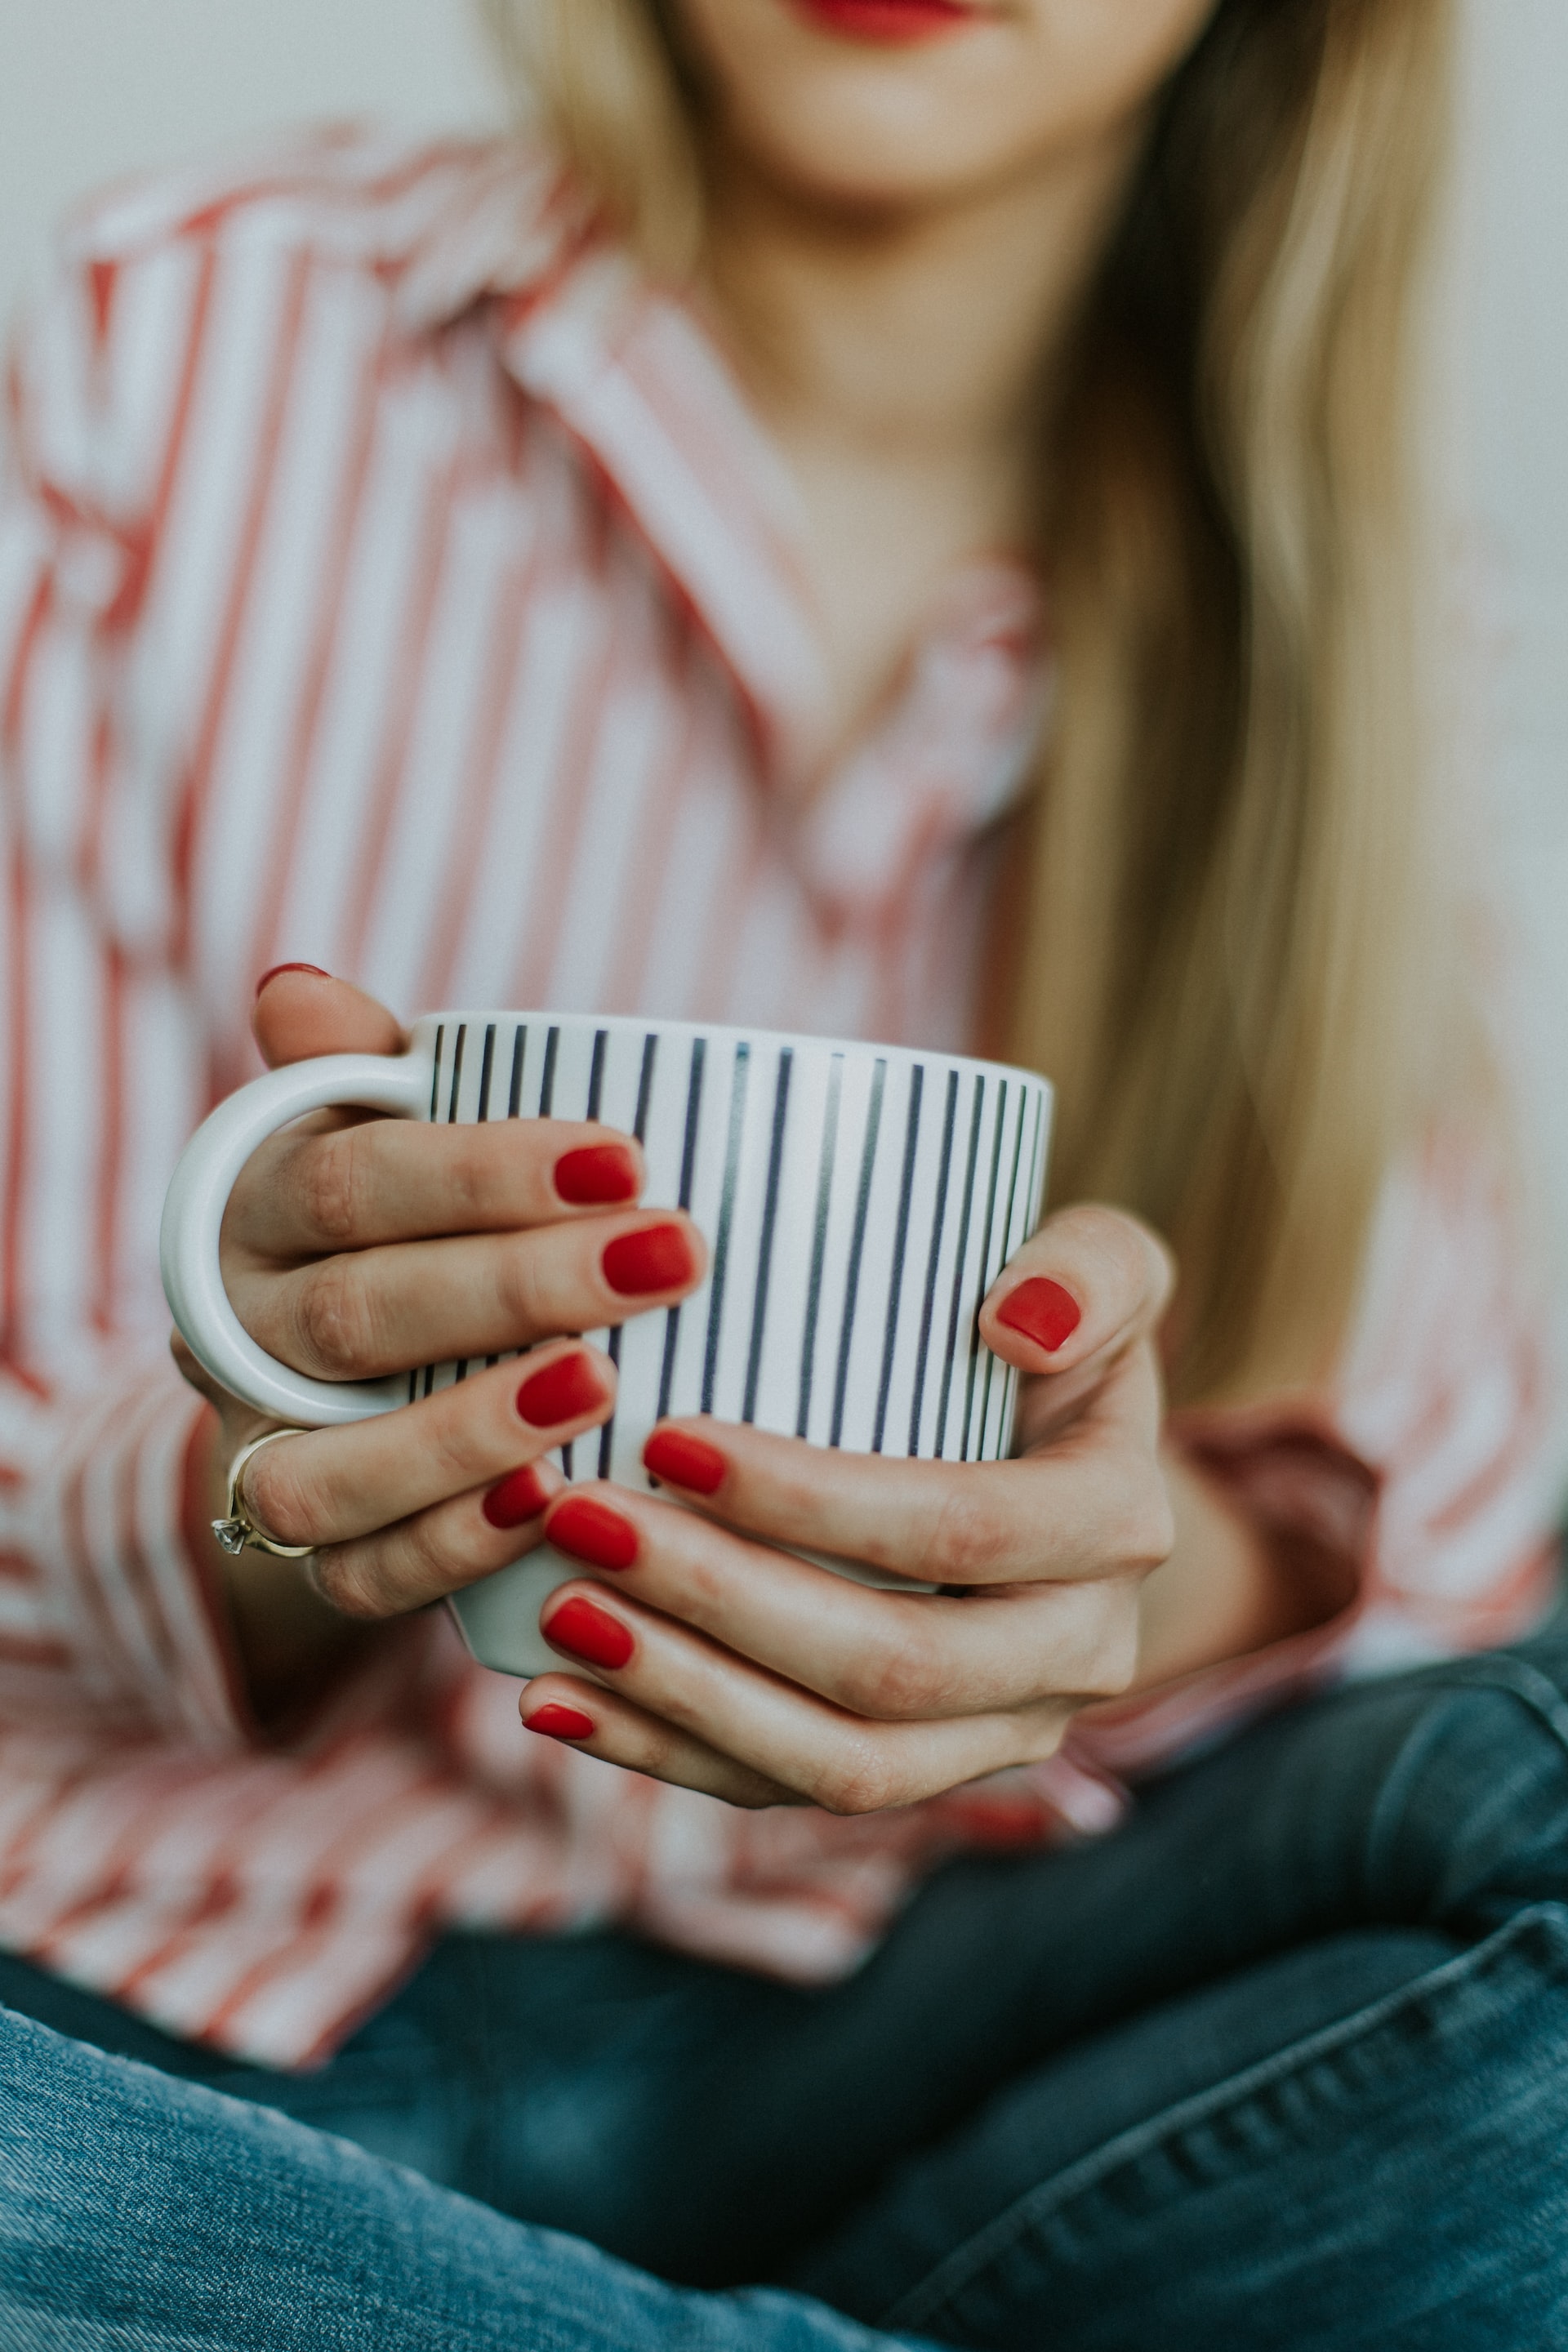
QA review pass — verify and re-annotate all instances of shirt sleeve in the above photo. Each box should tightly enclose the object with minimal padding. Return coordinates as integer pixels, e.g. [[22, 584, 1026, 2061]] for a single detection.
[[1063, 1130, 1564, 1788], [0, 237, 250, 1749]]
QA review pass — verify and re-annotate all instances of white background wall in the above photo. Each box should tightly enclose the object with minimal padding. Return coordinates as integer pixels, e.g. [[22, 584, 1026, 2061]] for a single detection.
[[2, 0, 1566, 1302]]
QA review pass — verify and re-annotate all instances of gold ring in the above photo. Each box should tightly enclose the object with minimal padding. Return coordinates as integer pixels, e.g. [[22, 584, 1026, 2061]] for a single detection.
[[211, 1428, 318, 1560]]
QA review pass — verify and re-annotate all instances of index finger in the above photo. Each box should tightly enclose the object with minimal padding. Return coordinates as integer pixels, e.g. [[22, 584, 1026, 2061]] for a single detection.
[[639, 1345, 1171, 1588]]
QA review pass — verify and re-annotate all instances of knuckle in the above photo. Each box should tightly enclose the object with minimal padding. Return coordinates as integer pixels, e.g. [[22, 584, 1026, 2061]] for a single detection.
[[443, 1131, 510, 1228], [296, 1132, 360, 1247], [923, 1486, 1012, 1584], [309, 1545, 386, 1622], [844, 1621, 948, 1721], [812, 1737, 901, 1817], [243, 1448, 318, 1550], [492, 1237, 552, 1339], [292, 1257, 381, 1379]]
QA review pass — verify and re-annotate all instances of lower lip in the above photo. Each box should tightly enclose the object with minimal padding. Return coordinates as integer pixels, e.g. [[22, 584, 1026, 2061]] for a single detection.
[[789, 0, 978, 42]]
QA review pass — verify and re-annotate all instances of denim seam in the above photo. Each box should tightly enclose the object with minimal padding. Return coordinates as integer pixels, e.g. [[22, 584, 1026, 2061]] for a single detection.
[[879, 1900, 1568, 2336]]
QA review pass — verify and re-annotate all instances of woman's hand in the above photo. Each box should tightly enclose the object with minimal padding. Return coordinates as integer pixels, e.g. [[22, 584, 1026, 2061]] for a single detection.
[[174, 970, 706, 1719], [514, 1207, 1187, 1811]]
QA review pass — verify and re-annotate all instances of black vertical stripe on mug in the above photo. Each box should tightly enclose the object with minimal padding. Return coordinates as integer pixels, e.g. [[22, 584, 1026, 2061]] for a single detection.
[[973, 1082, 1030, 1462], [701, 1044, 752, 1415], [446, 1025, 467, 1123], [506, 1027, 527, 1118], [960, 1082, 1010, 1463], [428, 1025, 445, 1121], [907, 1067, 959, 1456], [586, 1030, 608, 1122], [415, 1027, 449, 1399], [934, 1075, 987, 1459], [537, 1027, 560, 1118], [742, 1049, 793, 1424], [795, 1053, 843, 1439], [829, 1058, 887, 1450], [657, 1036, 707, 1423], [476, 1026, 497, 1123], [633, 1034, 658, 1141], [871, 1064, 924, 1454], [599, 1035, 661, 1477]]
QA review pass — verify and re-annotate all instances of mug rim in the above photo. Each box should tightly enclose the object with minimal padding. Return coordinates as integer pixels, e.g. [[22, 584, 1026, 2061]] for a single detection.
[[412, 1009, 1051, 1094]]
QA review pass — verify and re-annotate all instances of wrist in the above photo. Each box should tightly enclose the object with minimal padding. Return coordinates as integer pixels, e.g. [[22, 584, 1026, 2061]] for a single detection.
[[1129, 1445, 1339, 1692]]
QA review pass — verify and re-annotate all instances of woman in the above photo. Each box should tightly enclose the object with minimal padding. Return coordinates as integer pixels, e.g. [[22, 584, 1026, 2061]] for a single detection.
[[2, 0, 1566, 2343]]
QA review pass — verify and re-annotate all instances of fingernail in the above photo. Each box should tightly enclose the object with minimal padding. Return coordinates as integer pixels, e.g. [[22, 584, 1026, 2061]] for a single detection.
[[543, 1596, 634, 1671], [602, 1224, 695, 1297], [643, 1428, 726, 1496], [997, 1277, 1083, 1353], [255, 963, 328, 998], [516, 1352, 608, 1428], [524, 1702, 595, 1743], [555, 1143, 639, 1206], [548, 1494, 639, 1571], [483, 1463, 552, 1530]]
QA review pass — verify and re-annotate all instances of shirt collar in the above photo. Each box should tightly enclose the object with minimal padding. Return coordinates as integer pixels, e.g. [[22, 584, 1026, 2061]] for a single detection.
[[391, 143, 1046, 902]]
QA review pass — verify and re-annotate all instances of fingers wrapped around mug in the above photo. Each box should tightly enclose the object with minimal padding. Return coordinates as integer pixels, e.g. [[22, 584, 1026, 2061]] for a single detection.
[[537, 1470, 1147, 1710], [223, 1204, 705, 1384], [519, 1558, 1090, 1814], [234, 1340, 617, 1620]]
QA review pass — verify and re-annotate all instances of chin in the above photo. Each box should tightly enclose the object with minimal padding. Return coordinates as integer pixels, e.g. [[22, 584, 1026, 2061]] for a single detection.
[[719, 70, 1049, 214]]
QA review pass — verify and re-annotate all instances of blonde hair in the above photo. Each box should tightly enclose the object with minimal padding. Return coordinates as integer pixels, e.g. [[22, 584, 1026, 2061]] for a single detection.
[[483, 0, 1455, 1403]]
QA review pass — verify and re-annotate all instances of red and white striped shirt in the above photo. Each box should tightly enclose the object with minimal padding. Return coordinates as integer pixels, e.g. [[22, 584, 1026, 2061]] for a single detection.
[[0, 131, 1560, 2068]]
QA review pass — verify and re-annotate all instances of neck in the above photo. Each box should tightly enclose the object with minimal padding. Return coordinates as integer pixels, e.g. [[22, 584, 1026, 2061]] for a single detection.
[[697, 136, 1138, 489]]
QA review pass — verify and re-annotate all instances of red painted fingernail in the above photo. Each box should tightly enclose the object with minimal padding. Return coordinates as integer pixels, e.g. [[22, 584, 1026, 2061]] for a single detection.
[[483, 1463, 552, 1530], [524, 1702, 595, 1743], [543, 1596, 634, 1670], [516, 1352, 608, 1428], [997, 1277, 1083, 1353], [644, 1428, 726, 1496], [555, 1143, 639, 1206], [548, 1494, 639, 1571], [255, 963, 328, 998], [602, 1224, 695, 1297]]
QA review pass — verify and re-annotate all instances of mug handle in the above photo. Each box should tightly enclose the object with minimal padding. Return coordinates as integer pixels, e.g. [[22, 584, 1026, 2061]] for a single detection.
[[160, 1051, 430, 1428]]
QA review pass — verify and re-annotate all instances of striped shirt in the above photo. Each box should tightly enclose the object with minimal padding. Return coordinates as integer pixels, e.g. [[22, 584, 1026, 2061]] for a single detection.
[[0, 131, 1559, 2068]]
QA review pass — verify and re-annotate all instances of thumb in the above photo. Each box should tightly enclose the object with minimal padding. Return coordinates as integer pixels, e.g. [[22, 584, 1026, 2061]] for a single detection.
[[251, 965, 406, 1069], [978, 1204, 1174, 1382]]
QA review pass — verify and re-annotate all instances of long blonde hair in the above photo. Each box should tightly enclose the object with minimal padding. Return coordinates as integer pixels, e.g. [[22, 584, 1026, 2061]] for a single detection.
[[483, 0, 1455, 1403]]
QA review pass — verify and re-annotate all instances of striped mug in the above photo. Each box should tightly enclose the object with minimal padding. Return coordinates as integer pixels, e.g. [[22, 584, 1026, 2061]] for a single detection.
[[162, 1013, 1053, 1676]]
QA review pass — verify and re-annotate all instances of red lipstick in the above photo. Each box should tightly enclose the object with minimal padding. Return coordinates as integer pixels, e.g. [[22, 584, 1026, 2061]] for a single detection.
[[790, 0, 977, 43]]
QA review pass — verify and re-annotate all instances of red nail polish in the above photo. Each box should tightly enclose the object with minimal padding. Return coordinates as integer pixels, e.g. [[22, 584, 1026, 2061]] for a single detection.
[[548, 1494, 639, 1571], [524, 1702, 595, 1743], [255, 963, 328, 999], [543, 1596, 634, 1671], [516, 1352, 607, 1428], [643, 1428, 726, 1496], [997, 1276, 1083, 1353], [602, 1224, 694, 1297], [483, 1463, 552, 1530], [555, 1143, 639, 1206]]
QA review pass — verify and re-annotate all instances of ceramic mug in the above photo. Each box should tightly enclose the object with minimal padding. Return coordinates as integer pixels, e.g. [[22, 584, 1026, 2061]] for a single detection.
[[163, 1013, 1052, 1675]]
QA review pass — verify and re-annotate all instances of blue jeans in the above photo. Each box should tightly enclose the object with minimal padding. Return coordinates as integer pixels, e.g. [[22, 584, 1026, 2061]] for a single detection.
[[7, 1619, 1568, 2347]]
